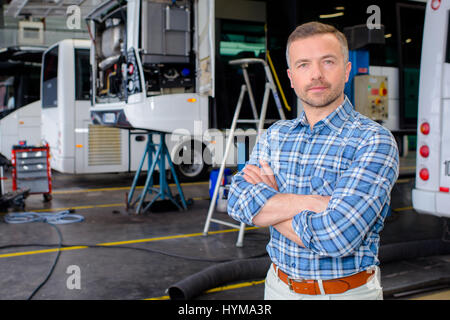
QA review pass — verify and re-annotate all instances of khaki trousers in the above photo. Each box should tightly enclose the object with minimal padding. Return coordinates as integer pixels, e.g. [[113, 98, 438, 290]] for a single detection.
[[264, 265, 383, 300]]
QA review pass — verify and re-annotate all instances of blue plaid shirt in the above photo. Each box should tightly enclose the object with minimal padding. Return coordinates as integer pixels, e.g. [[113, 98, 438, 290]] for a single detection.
[[228, 97, 399, 280]]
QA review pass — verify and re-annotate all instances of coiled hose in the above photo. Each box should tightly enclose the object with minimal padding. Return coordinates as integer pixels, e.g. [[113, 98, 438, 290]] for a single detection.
[[4, 210, 84, 224], [3, 209, 84, 299]]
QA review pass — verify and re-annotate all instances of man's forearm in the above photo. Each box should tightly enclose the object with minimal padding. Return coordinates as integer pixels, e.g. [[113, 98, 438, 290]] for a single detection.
[[252, 193, 328, 227], [273, 219, 305, 247]]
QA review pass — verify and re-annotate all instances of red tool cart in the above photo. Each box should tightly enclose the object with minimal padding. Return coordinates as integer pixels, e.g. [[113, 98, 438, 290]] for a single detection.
[[11, 144, 52, 202]]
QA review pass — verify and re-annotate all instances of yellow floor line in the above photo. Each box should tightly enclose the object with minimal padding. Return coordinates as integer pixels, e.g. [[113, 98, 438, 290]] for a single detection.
[[0, 226, 260, 259], [392, 206, 413, 212], [52, 186, 140, 194], [52, 181, 208, 195], [400, 166, 416, 171], [205, 279, 265, 294], [145, 295, 171, 300], [28, 197, 209, 213], [144, 279, 266, 300], [0, 246, 89, 258], [31, 203, 125, 213], [396, 178, 414, 184]]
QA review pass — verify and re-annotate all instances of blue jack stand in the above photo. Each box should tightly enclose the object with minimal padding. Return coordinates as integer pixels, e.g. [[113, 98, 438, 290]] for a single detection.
[[127, 131, 188, 214]]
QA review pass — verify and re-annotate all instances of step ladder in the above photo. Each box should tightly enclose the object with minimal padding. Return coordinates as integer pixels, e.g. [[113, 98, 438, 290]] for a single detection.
[[127, 131, 188, 214], [202, 58, 286, 247]]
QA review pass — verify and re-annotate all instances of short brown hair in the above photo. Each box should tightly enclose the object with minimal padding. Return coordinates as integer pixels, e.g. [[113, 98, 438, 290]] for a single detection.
[[286, 21, 349, 68]]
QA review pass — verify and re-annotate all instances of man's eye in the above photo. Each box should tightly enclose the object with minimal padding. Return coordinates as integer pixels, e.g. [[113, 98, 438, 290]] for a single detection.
[[324, 60, 334, 65]]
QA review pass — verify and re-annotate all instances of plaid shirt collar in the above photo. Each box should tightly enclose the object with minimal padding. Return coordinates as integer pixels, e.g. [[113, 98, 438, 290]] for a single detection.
[[296, 96, 353, 135]]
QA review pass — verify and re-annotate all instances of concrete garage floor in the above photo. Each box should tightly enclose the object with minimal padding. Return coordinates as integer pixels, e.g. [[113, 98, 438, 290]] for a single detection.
[[0, 151, 450, 300]]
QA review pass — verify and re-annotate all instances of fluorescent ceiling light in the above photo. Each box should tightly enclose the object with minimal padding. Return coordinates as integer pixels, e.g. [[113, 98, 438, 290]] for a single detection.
[[384, 33, 392, 38], [335, 6, 345, 10]]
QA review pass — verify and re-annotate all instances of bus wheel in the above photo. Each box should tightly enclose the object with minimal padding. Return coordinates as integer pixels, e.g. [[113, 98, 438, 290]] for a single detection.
[[173, 141, 210, 182]]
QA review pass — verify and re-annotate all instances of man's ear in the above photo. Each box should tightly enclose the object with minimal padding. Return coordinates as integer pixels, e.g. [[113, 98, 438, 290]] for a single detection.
[[287, 69, 294, 88], [345, 61, 352, 83]]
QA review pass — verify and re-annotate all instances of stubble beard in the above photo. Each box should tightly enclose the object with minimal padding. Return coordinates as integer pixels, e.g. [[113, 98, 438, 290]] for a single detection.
[[298, 79, 345, 109]]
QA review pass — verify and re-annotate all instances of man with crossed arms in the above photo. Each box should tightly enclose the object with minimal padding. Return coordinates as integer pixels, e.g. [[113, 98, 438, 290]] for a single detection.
[[227, 21, 399, 300]]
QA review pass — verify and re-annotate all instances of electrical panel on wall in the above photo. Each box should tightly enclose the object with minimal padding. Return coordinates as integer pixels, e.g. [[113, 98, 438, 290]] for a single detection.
[[354, 75, 388, 121]]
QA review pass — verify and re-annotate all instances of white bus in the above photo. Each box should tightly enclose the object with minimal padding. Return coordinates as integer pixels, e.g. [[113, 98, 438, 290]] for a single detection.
[[0, 46, 44, 163], [85, 0, 280, 180], [412, 0, 450, 218], [85, 0, 212, 134], [85, 0, 217, 182], [41, 39, 149, 174]]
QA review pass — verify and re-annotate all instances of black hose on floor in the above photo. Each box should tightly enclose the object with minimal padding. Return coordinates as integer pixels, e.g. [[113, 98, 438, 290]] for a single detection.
[[167, 238, 450, 300], [167, 256, 271, 300]]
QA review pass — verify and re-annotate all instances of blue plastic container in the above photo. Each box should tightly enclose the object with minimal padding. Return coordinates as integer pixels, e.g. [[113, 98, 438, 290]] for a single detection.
[[209, 168, 232, 200]]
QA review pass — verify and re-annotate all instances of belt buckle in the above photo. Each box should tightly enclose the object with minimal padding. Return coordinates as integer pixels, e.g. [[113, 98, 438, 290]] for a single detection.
[[287, 277, 294, 291], [287, 276, 303, 292]]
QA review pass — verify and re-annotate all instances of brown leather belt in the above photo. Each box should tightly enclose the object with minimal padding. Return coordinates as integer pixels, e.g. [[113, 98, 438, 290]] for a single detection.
[[273, 264, 374, 295]]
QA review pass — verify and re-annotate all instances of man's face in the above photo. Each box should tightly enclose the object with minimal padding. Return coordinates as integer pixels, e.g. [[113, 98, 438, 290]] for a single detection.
[[287, 33, 351, 109]]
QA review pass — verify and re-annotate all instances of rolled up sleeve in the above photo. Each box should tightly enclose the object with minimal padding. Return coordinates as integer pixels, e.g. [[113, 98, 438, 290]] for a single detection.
[[227, 129, 279, 226], [228, 178, 279, 226], [292, 129, 399, 257]]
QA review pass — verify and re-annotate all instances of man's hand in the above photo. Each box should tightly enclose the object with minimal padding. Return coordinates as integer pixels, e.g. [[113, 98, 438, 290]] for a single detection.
[[243, 160, 279, 191]]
